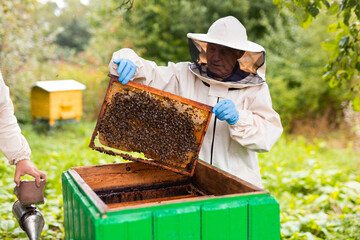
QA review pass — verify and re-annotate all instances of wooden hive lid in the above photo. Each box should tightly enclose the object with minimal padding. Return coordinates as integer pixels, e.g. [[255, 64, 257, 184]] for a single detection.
[[89, 74, 213, 176]]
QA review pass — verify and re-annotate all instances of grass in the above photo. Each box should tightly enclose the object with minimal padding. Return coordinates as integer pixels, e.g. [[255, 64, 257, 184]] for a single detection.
[[0, 121, 359, 239], [260, 135, 360, 239]]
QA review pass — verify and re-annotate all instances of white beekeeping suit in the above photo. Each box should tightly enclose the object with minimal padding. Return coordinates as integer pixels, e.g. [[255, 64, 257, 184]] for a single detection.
[[109, 16, 283, 187]]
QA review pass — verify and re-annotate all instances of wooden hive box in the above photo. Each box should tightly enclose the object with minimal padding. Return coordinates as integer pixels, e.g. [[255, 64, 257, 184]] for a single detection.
[[62, 75, 280, 240], [30, 80, 86, 126]]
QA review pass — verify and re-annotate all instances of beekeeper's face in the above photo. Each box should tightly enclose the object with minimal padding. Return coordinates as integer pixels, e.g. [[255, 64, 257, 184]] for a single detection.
[[206, 43, 244, 80]]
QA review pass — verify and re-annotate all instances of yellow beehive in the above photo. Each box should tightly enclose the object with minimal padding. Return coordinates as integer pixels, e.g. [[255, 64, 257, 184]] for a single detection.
[[30, 80, 86, 126]]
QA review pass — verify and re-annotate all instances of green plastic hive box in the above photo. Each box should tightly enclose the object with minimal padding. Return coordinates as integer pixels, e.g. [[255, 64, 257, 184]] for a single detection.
[[62, 160, 280, 240]]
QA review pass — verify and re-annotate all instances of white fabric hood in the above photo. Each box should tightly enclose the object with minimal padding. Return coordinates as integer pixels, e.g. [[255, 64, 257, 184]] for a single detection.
[[187, 16, 266, 84]]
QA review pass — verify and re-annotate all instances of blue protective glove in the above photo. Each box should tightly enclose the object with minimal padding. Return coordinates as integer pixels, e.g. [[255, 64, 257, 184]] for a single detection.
[[212, 100, 239, 125], [113, 58, 137, 85]]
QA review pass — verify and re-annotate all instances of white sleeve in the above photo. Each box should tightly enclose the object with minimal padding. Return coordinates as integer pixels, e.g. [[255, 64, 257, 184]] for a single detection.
[[0, 72, 31, 165], [229, 83, 283, 153], [109, 48, 149, 83], [108, 48, 191, 94]]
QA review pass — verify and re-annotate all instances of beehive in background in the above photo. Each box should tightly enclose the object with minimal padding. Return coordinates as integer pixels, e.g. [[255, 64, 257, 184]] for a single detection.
[[30, 80, 86, 126]]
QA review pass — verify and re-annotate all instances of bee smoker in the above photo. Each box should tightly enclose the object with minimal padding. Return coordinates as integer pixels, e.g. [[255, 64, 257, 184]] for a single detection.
[[12, 200, 45, 240]]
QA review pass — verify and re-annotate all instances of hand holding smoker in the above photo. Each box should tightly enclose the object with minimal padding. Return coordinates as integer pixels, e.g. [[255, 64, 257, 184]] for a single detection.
[[12, 180, 46, 240]]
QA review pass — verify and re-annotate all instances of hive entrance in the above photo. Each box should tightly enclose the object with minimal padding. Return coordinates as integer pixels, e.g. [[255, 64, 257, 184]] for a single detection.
[[95, 182, 207, 208]]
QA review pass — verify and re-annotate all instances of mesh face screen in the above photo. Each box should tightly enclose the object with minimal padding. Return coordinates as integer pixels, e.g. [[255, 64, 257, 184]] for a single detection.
[[188, 38, 200, 64], [187, 38, 266, 76]]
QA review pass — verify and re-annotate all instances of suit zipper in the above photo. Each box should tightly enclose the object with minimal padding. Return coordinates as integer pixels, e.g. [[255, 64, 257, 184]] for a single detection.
[[210, 97, 219, 165]]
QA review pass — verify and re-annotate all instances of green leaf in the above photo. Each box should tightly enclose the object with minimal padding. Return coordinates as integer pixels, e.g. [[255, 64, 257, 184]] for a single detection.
[[300, 14, 313, 29], [322, 71, 332, 80], [353, 97, 360, 111], [285, 1, 296, 12], [321, 0, 330, 8], [343, 8, 351, 25], [0, 220, 15, 231], [329, 76, 340, 87], [321, 40, 338, 51], [272, 0, 284, 7], [307, 3, 320, 17], [327, 23, 339, 33], [339, 35, 350, 47], [340, 0, 347, 11], [355, 3, 360, 19], [329, 2, 341, 15], [356, 57, 360, 71]]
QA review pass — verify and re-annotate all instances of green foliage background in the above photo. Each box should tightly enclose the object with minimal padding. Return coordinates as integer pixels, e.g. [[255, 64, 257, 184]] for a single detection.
[[273, 0, 360, 111], [0, 0, 360, 239], [1, 0, 352, 131]]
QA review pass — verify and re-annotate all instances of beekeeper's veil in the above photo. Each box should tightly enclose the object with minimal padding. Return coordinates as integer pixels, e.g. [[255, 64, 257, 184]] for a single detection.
[[187, 16, 266, 85]]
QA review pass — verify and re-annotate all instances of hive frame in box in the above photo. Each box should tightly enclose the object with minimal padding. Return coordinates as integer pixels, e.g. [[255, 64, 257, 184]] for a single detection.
[[89, 74, 213, 176], [66, 160, 267, 213]]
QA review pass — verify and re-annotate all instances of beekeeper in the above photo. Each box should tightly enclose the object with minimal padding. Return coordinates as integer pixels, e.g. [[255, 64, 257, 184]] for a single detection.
[[109, 16, 283, 187], [0, 71, 46, 187]]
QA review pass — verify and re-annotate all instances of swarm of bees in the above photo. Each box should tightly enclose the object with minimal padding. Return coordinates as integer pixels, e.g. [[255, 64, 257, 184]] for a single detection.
[[98, 90, 200, 166]]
